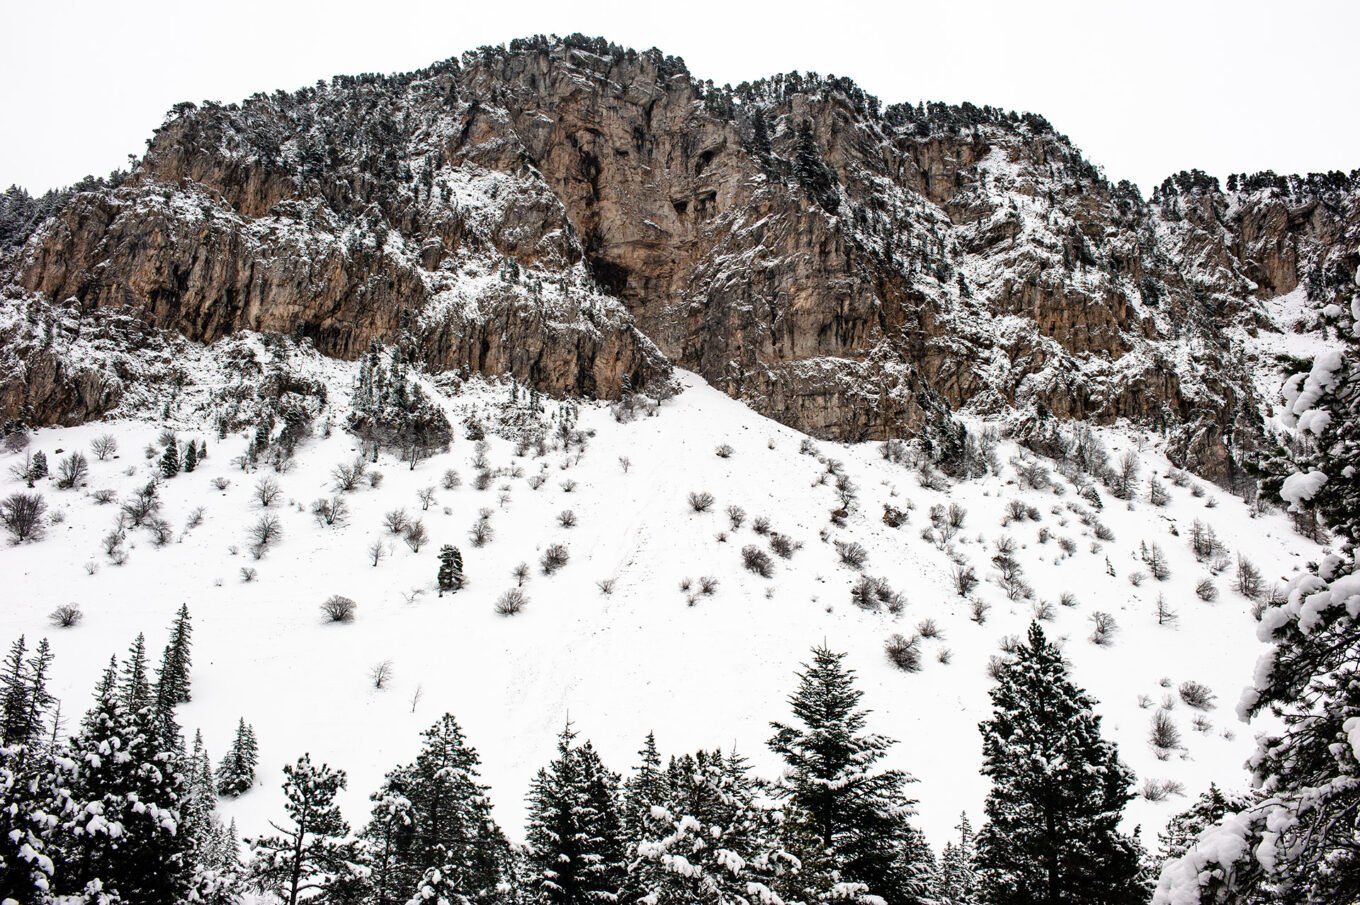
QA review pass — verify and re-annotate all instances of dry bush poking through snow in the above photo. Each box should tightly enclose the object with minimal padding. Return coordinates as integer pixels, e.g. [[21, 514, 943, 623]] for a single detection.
[[1178, 681, 1217, 710], [496, 588, 528, 615], [741, 545, 774, 578], [885, 634, 922, 672], [50, 604, 83, 627], [834, 540, 868, 569], [541, 544, 570, 575], [321, 595, 357, 623], [688, 491, 715, 513], [1089, 611, 1118, 646]]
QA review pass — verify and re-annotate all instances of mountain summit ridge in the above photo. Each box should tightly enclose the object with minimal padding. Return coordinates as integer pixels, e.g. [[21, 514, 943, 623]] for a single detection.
[[2, 33, 1356, 487]]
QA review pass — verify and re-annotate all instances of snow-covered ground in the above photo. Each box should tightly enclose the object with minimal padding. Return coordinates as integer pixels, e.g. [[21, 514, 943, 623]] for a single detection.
[[0, 360, 1321, 857]]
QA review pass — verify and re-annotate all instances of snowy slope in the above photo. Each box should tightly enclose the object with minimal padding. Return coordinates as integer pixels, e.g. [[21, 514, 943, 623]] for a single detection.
[[0, 356, 1322, 857]]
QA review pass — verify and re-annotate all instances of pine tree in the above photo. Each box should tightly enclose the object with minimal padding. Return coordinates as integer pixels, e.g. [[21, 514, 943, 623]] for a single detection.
[[29, 450, 47, 480], [155, 603, 193, 715], [975, 623, 1145, 905], [0, 637, 63, 904], [248, 754, 355, 905], [183, 441, 199, 473], [525, 722, 627, 904], [361, 713, 508, 904], [218, 717, 259, 797], [1158, 301, 1360, 905], [56, 644, 192, 903], [937, 813, 978, 905], [1157, 784, 1251, 862], [629, 748, 796, 905], [768, 645, 928, 905], [438, 545, 464, 596], [161, 442, 181, 478], [621, 731, 667, 847]]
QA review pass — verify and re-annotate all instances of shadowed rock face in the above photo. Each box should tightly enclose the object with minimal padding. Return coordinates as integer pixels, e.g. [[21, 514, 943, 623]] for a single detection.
[[5, 36, 1358, 481]]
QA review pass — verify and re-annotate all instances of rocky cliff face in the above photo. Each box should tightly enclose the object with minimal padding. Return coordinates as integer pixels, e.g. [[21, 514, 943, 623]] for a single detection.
[[3, 34, 1357, 481]]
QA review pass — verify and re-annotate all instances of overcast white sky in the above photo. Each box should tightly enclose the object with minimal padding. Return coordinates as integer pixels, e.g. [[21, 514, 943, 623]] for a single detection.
[[2, 0, 1356, 194]]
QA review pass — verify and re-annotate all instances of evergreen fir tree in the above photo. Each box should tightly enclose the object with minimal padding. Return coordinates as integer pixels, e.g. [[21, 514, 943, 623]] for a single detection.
[[218, 717, 259, 797], [30, 450, 47, 480], [1158, 303, 1360, 905], [525, 722, 627, 904], [629, 747, 796, 904], [438, 545, 464, 596], [248, 754, 355, 905], [937, 813, 978, 905], [621, 731, 667, 847], [161, 442, 181, 478], [768, 645, 928, 905], [56, 644, 192, 903], [183, 441, 198, 473], [155, 603, 193, 715], [362, 766, 419, 905], [361, 713, 508, 904], [0, 636, 63, 904], [1157, 784, 1251, 863], [975, 623, 1145, 905]]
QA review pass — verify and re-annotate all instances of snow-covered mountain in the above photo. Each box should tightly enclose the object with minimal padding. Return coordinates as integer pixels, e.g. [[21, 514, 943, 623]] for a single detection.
[[0, 32, 1357, 905]]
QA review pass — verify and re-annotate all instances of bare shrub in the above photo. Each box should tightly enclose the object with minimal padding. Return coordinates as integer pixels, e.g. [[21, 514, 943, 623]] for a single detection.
[[752, 516, 771, 535], [1, 493, 47, 543], [370, 660, 393, 689], [254, 478, 282, 508], [56, 452, 89, 489], [1032, 599, 1056, 622], [970, 598, 991, 624], [1059, 591, 1078, 608], [884, 634, 922, 672], [442, 469, 461, 490], [715, 443, 734, 458], [850, 575, 905, 613], [597, 579, 616, 595], [91, 434, 118, 460], [249, 514, 283, 555], [321, 595, 357, 623], [1236, 555, 1264, 599], [1141, 778, 1186, 802], [212, 476, 231, 492], [1150, 709, 1181, 755], [50, 604, 83, 627], [727, 506, 746, 530], [417, 486, 437, 511], [834, 540, 868, 569], [368, 540, 386, 567], [92, 488, 117, 505], [239, 567, 258, 583], [769, 533, 800, 559], [312, 496, 350, 527], [469, 516, 494, 547], [496, 588, 528, 616], [1195, 578, 1218, 601], [741, 545, 774, 578], [384, 508, 410, 535], [699, 576, 719, 596], [952, 563, 978, 596], [331, 459, 366, 492], [559, 479, 577, 493], [513, 562, 530, 586], [1178, 681, 1217, 711], [403, 520, 428, 552], [558, 510, 577, 528], [917, 619, 942, 639], [688, 491, 715, 513], [541, 544, 570, 575], [1089, 611, 1118, 646]]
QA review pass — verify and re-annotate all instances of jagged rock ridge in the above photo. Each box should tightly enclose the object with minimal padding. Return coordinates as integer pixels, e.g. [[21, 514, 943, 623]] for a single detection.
[[3, 33, 1358, 484]]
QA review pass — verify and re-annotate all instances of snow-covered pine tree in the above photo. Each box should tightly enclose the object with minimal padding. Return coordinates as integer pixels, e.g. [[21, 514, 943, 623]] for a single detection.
[[0, 635, 53, 747], [438, 545, 464, 596], [935, 813, 978, 905], [621, 731, 668, 847], [525, 722, 627, 904], [248, 754, 356, 905], [975, 623, 1145, 905], [361, 766, 418, 905], [184, 730, 243, 905], [161, 442, 181, 478], [629, 747, 798, 905], [1156, 288, 1360, 905], [768, 645, 929, 905], [183, 440, 198, 473], [217, 717, 259, 797], [55, 644, 192, 903], [0, 635, 63, 903], [155, 603, 193, 714], [360, 713, 509, 904], [1156, 783, 1251, 863]]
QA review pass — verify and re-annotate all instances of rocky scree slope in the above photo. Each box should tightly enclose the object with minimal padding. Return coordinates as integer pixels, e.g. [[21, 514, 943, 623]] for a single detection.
[[2, 35, 1358, 485]]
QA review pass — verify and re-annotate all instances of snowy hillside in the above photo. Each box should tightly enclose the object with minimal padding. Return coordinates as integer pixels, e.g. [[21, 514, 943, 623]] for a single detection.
[[0, 340, 1323, 857]]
